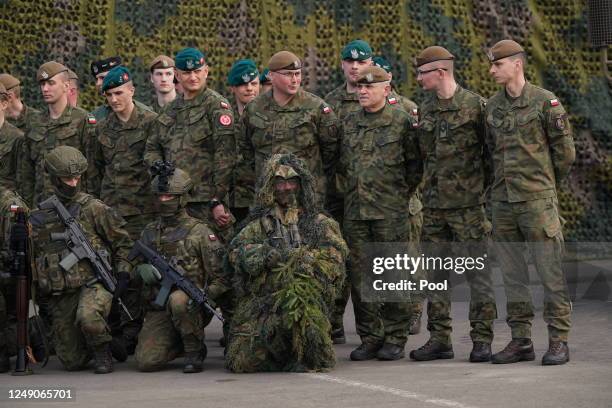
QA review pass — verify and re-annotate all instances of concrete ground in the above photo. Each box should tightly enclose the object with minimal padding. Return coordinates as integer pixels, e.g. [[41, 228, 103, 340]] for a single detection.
[[2, 263, 611, 408]]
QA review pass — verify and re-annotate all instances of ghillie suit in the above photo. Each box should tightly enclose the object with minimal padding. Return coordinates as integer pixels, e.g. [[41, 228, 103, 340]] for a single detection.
[[225, 154, 348, 373]]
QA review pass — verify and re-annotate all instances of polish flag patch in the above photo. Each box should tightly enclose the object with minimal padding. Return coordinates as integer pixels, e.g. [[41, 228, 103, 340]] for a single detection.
[[208, 234, 217, 241], [550, 99, 560, 107], [220, 101, 230, 109], [219, 114, 232, 126], [388, 97, 398, 105], [322, 106, 332, 114], [87, 115, 97, 124]]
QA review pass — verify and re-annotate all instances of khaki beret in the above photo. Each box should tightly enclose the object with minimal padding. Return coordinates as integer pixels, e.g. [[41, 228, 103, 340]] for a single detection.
[[0, 83, 7, 96], [356, 66, 390, 84], [66, 69, 79, 81], [150, 55, 175, 71], [268, 51, 301, 71], [0, 73, 20, 90], [415, 46, 454, 67], [37, 61, 68, 82], [487, 40, 525, 62]]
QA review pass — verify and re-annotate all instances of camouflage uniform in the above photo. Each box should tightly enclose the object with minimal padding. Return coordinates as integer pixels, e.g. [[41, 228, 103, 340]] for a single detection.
[[30, 193, 132, 371], [145, 88, 236, 241], [237, 88, 340, 206], [485, 82, 575, 342], [225, 154, 348, 373], [20, 106, 97, 207], [339, 103, 422, 348], [415, 85, 497, 347], [0, 121, 24, 191], [91, 100, 153, 122], [8, 103, 40, 133], [93, 103, 158, 349], [134, 212, 226, 372], [230, 106, 254, 225]]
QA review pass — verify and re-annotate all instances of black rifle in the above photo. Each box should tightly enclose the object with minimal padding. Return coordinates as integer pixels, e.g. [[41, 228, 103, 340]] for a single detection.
[[38, 195, 132, 320], [128, 240, 223, 322], [9, 206, 33, 376]]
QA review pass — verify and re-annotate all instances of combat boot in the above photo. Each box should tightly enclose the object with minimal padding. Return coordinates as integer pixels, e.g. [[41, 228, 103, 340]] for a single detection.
[[409, 339, 454, 361], [110, 335, 128, 362], [376, 343, 405, 360], [93, 343, 113, 374], [331, 327, 346, 345], [491, 338, 535, 364], [541, 341, 569, 366], [408, 311, 422, 335], [0, 348, 9, 373], [350, 342, 383, 361], [183, 349, 206, 374], [469, 342, 492, 362]]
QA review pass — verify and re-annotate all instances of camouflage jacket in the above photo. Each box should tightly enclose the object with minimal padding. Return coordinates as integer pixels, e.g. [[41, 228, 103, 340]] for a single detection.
[[238, 89, 340, 203], [93, 104, 157, 218], [0, 121, 24, 192], [145, 87, 236, 205], [91, 99, 153, 122], [8, 103, 40, 133], [388, 90, 418, 116], [140, 211, 227, 301], [324, 83, 361, 121], [417, 86, 489, 209], [485, 82, 575, 202], [230, 105, 255, 208], [30, 192, 133, 294], [340, 104, 422, 220], [20, 105, 97, 207]]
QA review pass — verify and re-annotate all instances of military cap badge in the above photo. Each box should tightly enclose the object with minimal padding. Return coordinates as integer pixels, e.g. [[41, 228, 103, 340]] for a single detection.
[[351, 49, 359, 59], [366, 73, 373, 82], [41, 71, 49, 79], [186, 60, 195, 70], [242, 73, 251, 83]]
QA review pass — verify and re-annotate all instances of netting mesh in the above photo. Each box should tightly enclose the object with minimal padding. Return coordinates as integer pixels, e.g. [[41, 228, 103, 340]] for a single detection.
[[0, 0, 609, 241]]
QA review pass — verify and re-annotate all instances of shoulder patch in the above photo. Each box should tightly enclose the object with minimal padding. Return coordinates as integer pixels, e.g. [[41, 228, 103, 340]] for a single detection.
[[208, 233, 218, 241], [220, 101, 230, 110], [388, 97, 398, 105], [549, 98, 560, 107], [87, 114, 97, 125], [322, 105, 332, 114], [219, 114, 233, 126]]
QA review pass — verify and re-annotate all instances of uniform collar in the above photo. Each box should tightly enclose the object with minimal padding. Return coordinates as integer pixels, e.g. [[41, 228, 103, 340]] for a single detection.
[[268, 88, 304, 112], [503, 81, 533, 109], [429, 85, 463, 112], [108, 103, 140, 130], [356, 103, 394, 128]]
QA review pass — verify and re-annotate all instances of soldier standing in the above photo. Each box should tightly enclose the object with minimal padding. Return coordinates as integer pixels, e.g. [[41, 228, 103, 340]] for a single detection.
[[0, 73, 40, 133], [30, 146, 133, 374], [485, 40, 575, 366], [259, 68, 272, 94], [92, 66, 158, 354], [323, 39, 374, 345], [227, 59, 260, 224], [145, 47, 236, 242], [340, 66, 422, 361], [0, 83, 23, 192], [66, 69, 79, 108], [20, 61, 97, 207], [408, 46, 497, 363], [133, 165, 227, 373], [149, 55, 177, 113]]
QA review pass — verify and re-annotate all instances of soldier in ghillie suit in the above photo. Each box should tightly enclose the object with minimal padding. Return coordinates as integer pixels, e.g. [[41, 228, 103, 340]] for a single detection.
[[29, 146, 133, 374], [133, 163, 228, 373], [225, 154, 348, 373]]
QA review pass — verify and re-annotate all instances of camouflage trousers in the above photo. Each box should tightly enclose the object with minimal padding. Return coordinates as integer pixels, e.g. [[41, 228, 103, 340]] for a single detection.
[[186, 202, 235, 244], [135, 290, 205, 372], [48, 283, 112, 371], [421, 205, 497, 345], [343, 216, 417, 347], [492, 198, 571, 342]]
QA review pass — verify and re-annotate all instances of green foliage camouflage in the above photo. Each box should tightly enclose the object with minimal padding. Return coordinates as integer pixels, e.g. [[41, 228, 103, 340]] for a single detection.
[[0, 0, 609, 241]]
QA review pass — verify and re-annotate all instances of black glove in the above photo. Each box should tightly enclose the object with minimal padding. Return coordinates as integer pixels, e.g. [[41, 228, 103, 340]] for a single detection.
[[114, 272, 130, 300], [9, 222, 28, 251]]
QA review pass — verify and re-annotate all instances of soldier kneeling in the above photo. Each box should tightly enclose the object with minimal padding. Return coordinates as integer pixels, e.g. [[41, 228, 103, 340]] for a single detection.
[[30, 146, 133, 374]]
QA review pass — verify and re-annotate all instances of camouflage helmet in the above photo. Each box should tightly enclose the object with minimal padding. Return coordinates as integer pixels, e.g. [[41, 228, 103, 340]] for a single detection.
[[150, 161, 193, 195], [44, 146, 88, 177]]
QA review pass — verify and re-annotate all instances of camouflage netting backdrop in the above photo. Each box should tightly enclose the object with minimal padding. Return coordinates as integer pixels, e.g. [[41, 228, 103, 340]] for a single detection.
[[0, 0, 610, 241]]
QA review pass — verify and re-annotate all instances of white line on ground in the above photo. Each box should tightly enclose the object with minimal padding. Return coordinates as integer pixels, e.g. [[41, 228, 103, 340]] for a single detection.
[[302, 373, 479, 408]]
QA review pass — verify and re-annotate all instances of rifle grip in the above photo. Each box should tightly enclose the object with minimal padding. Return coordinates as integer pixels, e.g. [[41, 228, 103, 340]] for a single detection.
[[50, 232, 68, 241], [153, 281, 172, 308], [59, 252, 79, 271]]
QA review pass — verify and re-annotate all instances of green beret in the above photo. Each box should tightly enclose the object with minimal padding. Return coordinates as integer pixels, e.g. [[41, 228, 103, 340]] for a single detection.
[[415, 46, 454, 67], [90, 56, 122, 77], [149, 55, 175, 71], [37, 61, 68, 82], [372, 56, 392, 73], [0, 73, 20, 90], [487, 40, 525, 62], [175, 48, 206, 71], [259, 68, 270, 84], [102, 66, 132, 92], [228, 59, 260, 86], [268, 51, 301, 71], [341, 39, 373, 61], [357, 66, 390, 84]]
